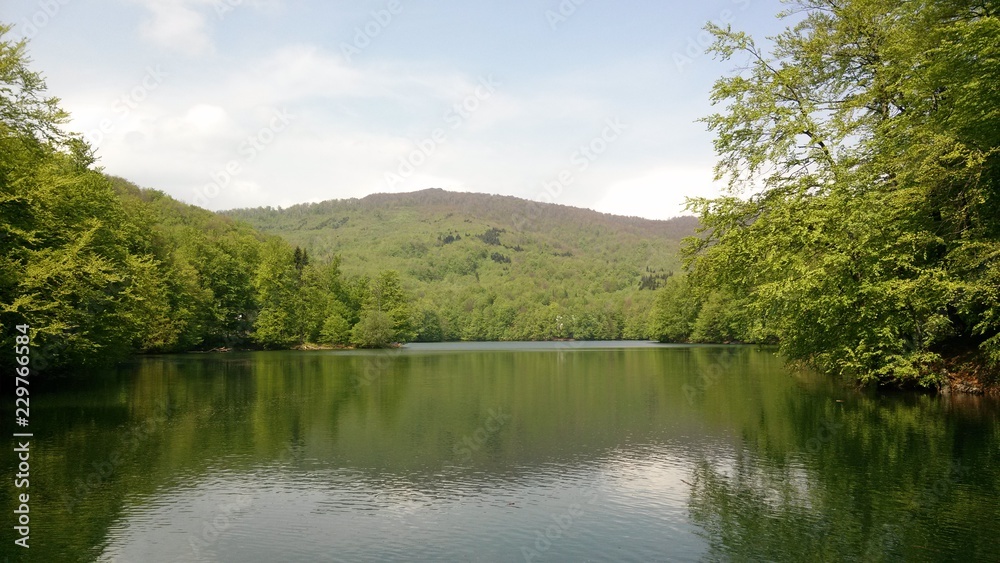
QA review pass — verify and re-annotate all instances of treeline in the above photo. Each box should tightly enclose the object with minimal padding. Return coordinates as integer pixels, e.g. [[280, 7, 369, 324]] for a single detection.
[[648, 275, 748, 345], [0, 27, 411, 371], [651, 0, 1000, 388], [411, 295, 651, 343]]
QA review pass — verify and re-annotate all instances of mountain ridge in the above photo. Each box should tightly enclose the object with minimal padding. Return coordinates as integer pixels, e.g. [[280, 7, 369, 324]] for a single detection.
[[224, 187, 699, 243]]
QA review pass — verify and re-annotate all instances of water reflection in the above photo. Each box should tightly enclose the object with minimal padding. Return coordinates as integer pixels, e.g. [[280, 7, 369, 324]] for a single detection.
[[687, 388, 1000, 562], [2, 344, 998, 562]]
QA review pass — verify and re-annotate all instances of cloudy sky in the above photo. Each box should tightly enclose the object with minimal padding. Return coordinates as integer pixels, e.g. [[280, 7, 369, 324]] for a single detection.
[[1, 0, 792, 219]]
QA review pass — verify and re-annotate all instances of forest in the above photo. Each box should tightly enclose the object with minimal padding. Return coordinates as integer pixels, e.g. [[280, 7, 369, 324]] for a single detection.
[[649, 0, 1000, 389]]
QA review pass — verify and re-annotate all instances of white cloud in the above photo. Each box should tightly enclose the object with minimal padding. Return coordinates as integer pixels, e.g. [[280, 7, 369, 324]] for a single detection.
[[594, 165, 722, 219], [176, 103, 231, 135], [127, 0, 286, 55], [131, 0, 214, 56]]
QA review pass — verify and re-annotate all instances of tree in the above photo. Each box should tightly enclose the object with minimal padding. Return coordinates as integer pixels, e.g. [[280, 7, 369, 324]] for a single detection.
[[684, 0, 1000, 386], [414, 308, 444, 342], [0, 25, 150, 367], [0, 23, 409, 367], [0, 24, 77, 149], [689, 291, 743, 344], [350, 310, 395, 348], [319, 311, 350, 345], [361, 270, 415, 343], [251, 240, 298, 348], [649, 275, 700, 343]]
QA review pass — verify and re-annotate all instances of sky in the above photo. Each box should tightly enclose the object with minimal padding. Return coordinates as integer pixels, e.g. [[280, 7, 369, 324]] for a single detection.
[[0, 0, 793, 219]]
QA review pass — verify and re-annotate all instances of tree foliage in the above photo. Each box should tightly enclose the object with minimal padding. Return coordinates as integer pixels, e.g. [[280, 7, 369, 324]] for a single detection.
[[350, 310, 395, 348], [667, 0, 1000, 387]]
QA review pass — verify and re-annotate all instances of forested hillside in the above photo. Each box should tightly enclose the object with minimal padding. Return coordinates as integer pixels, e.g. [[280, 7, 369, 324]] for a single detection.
[[224, 190, 698, 341]]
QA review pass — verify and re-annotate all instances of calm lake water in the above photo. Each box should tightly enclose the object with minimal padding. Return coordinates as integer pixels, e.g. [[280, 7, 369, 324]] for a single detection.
[[4, 342, 1000, 562]]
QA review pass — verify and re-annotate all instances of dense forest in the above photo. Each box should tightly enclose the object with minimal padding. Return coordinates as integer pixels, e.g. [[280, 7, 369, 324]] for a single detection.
[[650, 0, 1000, 389], [224, 190, 696, 343]]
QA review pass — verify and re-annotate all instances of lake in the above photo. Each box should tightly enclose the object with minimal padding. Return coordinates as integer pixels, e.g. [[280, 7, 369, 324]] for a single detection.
[[4, 342, 1000, 562]]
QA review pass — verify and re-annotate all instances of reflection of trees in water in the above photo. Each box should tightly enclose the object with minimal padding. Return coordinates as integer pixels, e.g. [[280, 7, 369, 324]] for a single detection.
[[688, 452, 870, 562], [685, 392, 1000, 562]]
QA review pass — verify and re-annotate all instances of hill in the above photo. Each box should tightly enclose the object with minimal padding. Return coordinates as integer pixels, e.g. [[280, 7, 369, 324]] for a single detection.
[[223, 189, 699, 341]]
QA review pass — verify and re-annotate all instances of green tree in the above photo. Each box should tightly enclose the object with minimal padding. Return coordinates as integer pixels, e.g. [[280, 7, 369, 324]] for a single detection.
[[414, 308, 444, 342], [350, 310, 395, 348], [0, 24, 399, 367], [689, 291, 743, 344], [360, 270, 415, 343], [319, 310, 351, 345], [684, 0, 1000, 386], [0, 27, 151, 367], [251, 240, 298, 348], [649, 275, 700, 343]]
